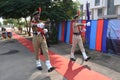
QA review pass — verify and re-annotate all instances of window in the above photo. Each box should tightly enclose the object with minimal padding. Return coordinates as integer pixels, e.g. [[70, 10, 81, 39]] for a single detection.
[[107, 0, 116, 15], [95, 0, 100, 6], [98, 8, 102, 16]]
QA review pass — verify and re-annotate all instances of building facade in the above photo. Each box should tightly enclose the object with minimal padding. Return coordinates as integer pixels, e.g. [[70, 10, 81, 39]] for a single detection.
[[78, 0, 120, 19]]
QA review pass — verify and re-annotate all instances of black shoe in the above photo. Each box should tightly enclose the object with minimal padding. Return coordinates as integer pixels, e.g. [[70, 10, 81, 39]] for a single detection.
[[70, 58, 76, 61], [85, 56, 91, 62], [48, 67, 55, 72], [37, 66, 42, 70]]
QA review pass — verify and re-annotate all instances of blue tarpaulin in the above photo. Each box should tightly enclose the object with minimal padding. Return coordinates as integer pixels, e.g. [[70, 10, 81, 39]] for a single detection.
[[58, 23, 62, 41], [89, 20, 97, 50], [107, 20, 120, 54]]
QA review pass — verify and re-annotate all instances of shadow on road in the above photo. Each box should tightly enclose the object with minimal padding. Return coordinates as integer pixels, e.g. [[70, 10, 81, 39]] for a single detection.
[[0, 49, 19, 55], [63, 61, 91, 80]]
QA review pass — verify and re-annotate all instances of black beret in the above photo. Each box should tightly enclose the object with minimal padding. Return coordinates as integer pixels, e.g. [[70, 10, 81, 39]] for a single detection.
[[74, 15, 79, 19]]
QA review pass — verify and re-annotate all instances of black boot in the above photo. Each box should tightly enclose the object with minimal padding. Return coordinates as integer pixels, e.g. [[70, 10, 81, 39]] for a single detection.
[[48, 67, 55, 72], [37, 66, 42, 70], [85, 56, 91, 61], [70, 58, 76, 61]]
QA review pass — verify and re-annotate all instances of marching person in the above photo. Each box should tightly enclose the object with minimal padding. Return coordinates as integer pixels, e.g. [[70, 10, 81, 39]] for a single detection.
[[70, 15, 91, 62], [31, 11, 55, 72]]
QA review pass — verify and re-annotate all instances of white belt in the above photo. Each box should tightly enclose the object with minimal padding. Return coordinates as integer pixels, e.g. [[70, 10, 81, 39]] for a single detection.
[[37, 32, 41, 35]]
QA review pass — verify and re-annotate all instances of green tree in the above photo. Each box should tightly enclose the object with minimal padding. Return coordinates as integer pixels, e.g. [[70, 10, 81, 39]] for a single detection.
[[0, 0, 78, 21], [0, 0, 79, 42]]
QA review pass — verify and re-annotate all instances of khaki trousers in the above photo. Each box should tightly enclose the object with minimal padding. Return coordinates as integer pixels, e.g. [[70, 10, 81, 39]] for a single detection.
[[32, 34, 49, 60], [71, 34, 85, 54]]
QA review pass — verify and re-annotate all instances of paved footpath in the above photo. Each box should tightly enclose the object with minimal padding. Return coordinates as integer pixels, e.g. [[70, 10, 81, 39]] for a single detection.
[[0, 31, 120, 80]]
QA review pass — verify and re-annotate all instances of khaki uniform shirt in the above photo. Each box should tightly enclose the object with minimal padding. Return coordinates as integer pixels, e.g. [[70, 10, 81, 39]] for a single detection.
[[73, 21, 81, 33]]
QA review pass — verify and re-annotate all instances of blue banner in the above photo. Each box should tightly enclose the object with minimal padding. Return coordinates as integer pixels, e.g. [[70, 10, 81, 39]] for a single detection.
[[58, 23, 62, 41], [102, 19, 108, 52], [65, 21, 71, 43], [107, 20, 120, 55], [89, 20, 97, 50]]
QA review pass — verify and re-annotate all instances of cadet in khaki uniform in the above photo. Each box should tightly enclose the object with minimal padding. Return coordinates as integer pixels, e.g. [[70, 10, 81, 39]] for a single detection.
[[70, 15, 91, 62], [31, 11, 55, 72]]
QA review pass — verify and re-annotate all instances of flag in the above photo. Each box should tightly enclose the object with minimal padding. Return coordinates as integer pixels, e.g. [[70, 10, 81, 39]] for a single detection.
[[38, 7, 41, 13], [86, 2, 90, 20], [77, 10, 80, 16]]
